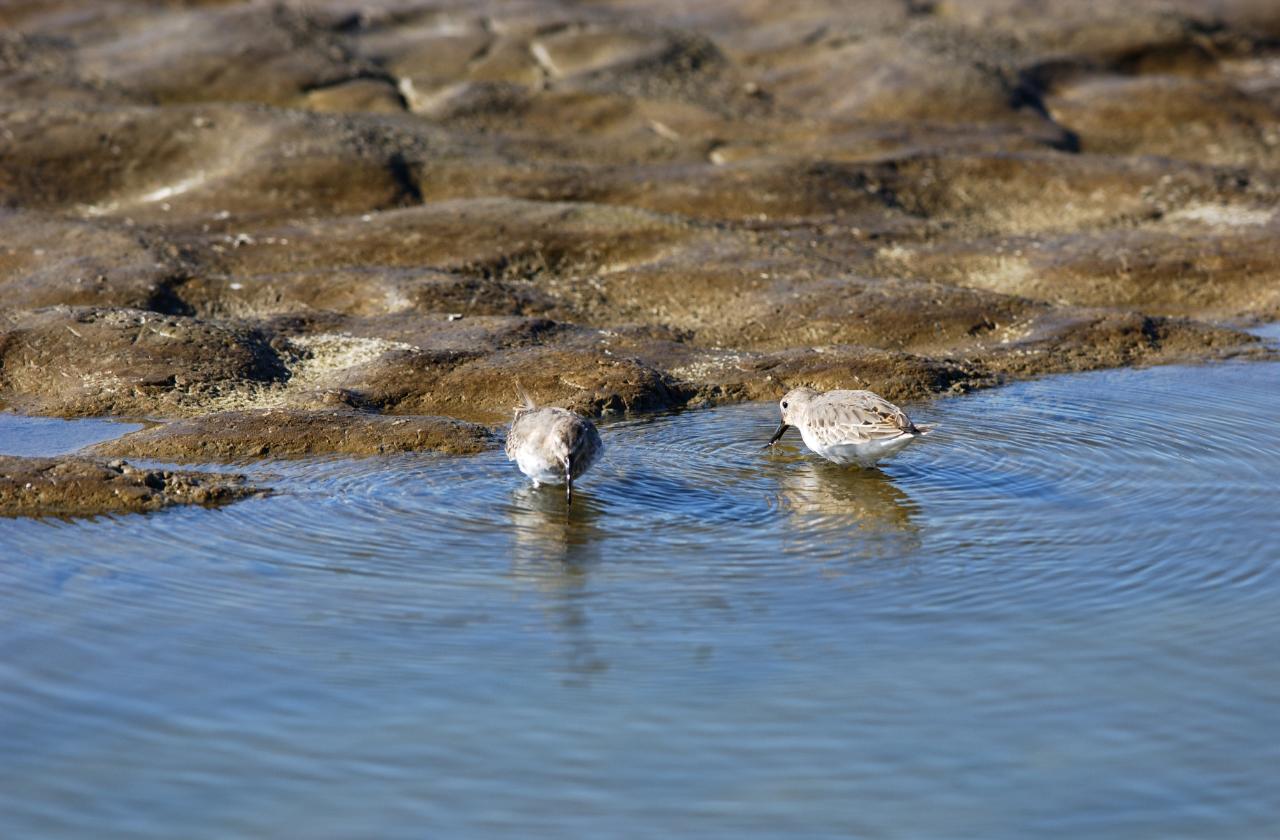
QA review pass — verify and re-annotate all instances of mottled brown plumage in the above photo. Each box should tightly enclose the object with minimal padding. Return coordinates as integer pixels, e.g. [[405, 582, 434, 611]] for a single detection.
[[504, 386, 603, 505]]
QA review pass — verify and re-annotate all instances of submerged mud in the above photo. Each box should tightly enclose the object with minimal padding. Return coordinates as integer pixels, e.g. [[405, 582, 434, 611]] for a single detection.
[[0, 454, 258, 518], [2, 0, 1279, 495]]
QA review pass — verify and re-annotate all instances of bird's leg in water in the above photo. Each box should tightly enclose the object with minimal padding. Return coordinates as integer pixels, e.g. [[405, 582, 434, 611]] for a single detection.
[[564, 457, 573, 507]]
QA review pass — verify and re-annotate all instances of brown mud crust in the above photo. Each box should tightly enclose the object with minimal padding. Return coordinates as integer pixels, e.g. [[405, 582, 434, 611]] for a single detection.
[[0, 454, 260, 518], [1, 0, 1277, 455], [92, 408, 495, 462]]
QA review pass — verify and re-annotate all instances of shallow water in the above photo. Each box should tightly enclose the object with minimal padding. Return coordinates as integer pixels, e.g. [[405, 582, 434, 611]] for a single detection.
[[3, 351, 1280, 838], [0, 414, 142, 457]]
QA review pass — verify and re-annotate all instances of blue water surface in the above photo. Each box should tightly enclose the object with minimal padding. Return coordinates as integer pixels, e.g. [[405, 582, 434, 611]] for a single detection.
[[1, 352, 1278, 838]]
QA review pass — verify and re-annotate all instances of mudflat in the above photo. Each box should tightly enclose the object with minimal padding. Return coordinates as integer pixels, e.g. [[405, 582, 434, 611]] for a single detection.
[[2, 0, 1278, 472]]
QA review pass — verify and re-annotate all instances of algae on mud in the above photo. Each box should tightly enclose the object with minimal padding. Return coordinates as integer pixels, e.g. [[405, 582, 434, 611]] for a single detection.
[[1, 0, 1279, 513]]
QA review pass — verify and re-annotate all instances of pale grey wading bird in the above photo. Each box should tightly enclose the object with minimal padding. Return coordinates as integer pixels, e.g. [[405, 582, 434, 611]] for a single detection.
[[766, 387, 935, 467], [505, 386, 603, 506]]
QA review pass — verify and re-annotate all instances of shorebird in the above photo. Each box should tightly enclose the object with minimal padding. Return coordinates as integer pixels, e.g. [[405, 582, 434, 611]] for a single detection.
[[505, 386, 603, 506], [765, 387, 934, 467]]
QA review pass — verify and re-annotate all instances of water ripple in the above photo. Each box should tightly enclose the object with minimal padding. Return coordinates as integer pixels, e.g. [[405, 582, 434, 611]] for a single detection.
[[2, 358, 1279, 839], [884, 361, 1280, 615]]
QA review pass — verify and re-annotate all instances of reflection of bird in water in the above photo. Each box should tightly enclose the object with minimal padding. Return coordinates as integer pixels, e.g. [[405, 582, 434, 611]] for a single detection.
[[507, 485, 607, 683], [505, 385, 602, 506], [775, 461, 919, 536], [767, 387, 935, 466], [508, 484, 599, 563]]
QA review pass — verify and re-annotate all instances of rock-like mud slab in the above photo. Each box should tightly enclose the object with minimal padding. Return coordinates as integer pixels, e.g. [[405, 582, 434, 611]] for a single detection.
[[93, 409, 495, 462], [0, 455, 259, 518]]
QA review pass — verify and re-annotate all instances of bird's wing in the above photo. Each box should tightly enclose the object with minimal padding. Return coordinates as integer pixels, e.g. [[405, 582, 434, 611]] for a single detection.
[[504, 414, 529, 460], [803, 391, 915, 447]]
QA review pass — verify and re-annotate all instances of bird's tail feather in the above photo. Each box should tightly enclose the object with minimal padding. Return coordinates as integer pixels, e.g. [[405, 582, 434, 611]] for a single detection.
[[513, 381, 536, 413]]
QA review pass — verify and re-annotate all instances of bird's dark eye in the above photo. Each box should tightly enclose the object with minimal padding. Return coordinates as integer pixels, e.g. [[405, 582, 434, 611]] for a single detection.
[[782, 401, 788, 409]]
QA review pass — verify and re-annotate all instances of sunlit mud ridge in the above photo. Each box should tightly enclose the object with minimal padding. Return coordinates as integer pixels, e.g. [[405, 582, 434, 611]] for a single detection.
[[2, 0, 1279, 468]]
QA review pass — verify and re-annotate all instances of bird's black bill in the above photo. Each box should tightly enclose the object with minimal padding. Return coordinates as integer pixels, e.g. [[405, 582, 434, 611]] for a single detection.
[[765, 422, 790, 448]]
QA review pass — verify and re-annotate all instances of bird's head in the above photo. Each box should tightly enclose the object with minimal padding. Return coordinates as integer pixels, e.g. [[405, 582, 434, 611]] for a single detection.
[[767, 387, 819, 446]]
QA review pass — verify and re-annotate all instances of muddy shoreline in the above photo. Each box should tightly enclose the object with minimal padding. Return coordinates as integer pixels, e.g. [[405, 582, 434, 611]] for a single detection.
[[2, 1, 1279, 512]]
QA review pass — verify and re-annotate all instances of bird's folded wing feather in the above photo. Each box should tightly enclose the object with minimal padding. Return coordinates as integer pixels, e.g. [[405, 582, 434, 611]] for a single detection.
[[804, 394, 913, 446], [504, 415, 530, 459]]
